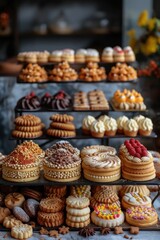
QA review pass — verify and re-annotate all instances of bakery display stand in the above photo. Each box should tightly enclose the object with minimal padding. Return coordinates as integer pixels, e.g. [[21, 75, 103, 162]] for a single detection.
[[3, 61, 160, 233]]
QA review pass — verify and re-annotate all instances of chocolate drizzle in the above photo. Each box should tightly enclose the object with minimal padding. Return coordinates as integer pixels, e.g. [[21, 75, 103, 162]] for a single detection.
[[16, 92, 41, 110]]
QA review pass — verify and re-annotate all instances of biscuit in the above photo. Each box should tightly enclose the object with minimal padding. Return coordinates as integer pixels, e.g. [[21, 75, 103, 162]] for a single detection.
[[14, 115, 41, 126], [47, 129, 76, 137], [21, 188, 42, 201], [66, 206, 90, 216], [44, 185, 67, 198], [66, 196, 89, 209], [39, 197, 64, 213], [5, 193, 25, 209], [66, 218, 90, 228], [12, 130, 43, 138], [11, 223, 33, 239], [3, 215, 22, 228], [37, 211, 64, 227], [23, 199, 39, 218], [0, 207, 11, 223], [13, 206, 30, 223], [15, 124, 43, 132], [50, 114, 74, 123], [67, 213, 90, 222], [50, 122, 75, 131]]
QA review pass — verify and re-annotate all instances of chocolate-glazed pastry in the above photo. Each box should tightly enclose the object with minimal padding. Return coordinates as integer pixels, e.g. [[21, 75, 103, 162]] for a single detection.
[[51, 90, 72, 110], [16, 92, 41, 110], [41, 92, 52, 108]]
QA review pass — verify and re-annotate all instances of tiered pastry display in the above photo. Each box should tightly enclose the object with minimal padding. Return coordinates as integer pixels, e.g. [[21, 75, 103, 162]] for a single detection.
[[43, 141, 81, 182], [12, 114, 44, 138], [81, 145, 121, 182], [73, 90, 109, 110], [19, 63, 48, 83], [66, 196, 90, 228], [47, 114, 76, 137], [79, 62, 107, 81], [38, 197, 65, 227], [108, 63, 137, 81], [119, 139, 156, 181], [48, 61, 78, 81], [111, 89, 146, 110], [41, 90, 72, 110], [2, 143, 41, 182]]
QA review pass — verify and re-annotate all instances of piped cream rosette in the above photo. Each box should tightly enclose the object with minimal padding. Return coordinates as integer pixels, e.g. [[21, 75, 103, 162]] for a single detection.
[[81, 145, 121, 182]]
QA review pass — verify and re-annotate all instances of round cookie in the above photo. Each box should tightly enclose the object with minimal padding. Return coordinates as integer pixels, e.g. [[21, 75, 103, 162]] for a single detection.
[[5, 193, 25, 209], [12, 130, 43, 138], [66, 218, 90, 228], [122, 192, 152, 209], [50, 114, 74, 123], [14, 115, 41, 126], [11, 223, 33, 239], [23, 199, 39, 218], [67, 213, 90, 222], [21, 188, 42, 201], [13, 206, 30, 223], [0, 207, 11, 223], [44, 185, 67, 198], [3, 215, 22, 228], [66, 206, 90, 216], [16, 125, 43, 132], [126, 206, 158, 227], [38, 211, 64, 227], [50, 122, 75, 131], [66, 196, 89, 209], [47, 129, 76, 137], [39, 197, 64, 213]]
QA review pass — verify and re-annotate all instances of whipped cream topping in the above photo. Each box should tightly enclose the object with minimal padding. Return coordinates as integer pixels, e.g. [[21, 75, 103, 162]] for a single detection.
[[83, 154, 121, 168], [82, 116, 96, 130], [98, 115, 110, 123], [63, 49, 75, 55], [87, 49, 99, 57], [134, 115, 145, 124], [104, 117, 117, 131], [81, 145, 116, 157], [76, 49, 87, 55], [124, 119, 138, 131], [90, 120, 105, 133], [102, 47, 113, 56], [139, 117, 153, 131], [117, 116, 128, 130], [50, 50, 62, 56]]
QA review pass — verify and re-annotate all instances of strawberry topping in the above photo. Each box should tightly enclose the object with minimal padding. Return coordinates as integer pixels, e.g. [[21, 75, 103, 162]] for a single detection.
[[124, 139, 148, 157]]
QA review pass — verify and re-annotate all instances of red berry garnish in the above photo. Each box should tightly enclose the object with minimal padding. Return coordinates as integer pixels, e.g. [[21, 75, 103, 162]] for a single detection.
[[141, 150, 148, 156], [45, 92, 51, 97], [30, 91, 35, 97], [135, 153, 141, 158], [129, 148, 136, 156], [130, 139, 136, 144], [124, 140, 129, 145], [136, 147, 142, 154]]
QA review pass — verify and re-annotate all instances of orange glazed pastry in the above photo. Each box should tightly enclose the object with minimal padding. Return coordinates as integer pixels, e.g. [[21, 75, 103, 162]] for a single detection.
[[108, 63, 137, 81], [2, 143, 40, 182]]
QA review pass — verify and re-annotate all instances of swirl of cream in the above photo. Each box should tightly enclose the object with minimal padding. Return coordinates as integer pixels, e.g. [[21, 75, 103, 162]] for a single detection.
[[134, 115, 145, 124], [90, 120, 105, 133], [139, 118, 153, 131], [104, 117, 117, 131], [117, 116, 128, 130], [124, 119, 138, 131], [81, 145, 116, 157], [98, 115, 110, 123], [82, 116, 96, 130]]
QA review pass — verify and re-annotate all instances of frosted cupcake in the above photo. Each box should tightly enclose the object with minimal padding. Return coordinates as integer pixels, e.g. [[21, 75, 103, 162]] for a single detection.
[[62, 49, 75, 63], [113, 46, 125, 62], [123, 46, 135, 62], [134, 115, 145, 125], [138, 118, 153, 136], [90, 120, 105, 138], [98, 115, 110, 123], [124, 119, 138, 137], [116, 116, 129, 134], [49, 50, 62, 62], [86, 49, 100, 62], [104, 117, 117, 136], [82, 116, 96, 135]]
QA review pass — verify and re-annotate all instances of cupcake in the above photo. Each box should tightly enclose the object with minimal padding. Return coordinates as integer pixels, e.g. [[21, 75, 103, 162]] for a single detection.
[[82, 116, 96, 135], [123, 46, 135, 62], [37, 51, 49, 63], [101, 47, 113, 63], [104, 117, 117, 136], [90, 120, 105, 138], [75, 49, 87, 63], [116, 116, 129, 134], [113, 46, 125, 62], [134, 115, 145, 125], [124, 119, 138, 137], [98, 115, 110, 123], [138, 117, 153, 136]]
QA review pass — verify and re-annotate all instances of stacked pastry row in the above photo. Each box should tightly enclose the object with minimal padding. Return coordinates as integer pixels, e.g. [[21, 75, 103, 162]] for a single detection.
[[19, 62, 137, 83], [1, 140, 156, 183], [0, 184, 158, 237], [17, 46, 135, 64], [82, 114, 153, 137]]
